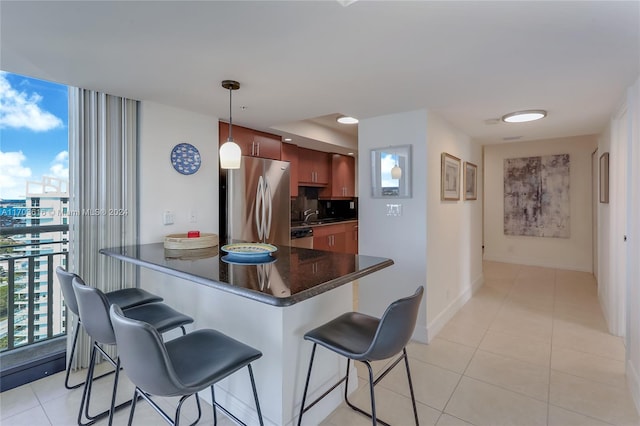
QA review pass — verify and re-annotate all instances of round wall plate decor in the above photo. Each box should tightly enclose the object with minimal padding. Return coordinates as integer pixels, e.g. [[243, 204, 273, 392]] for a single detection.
[[170, 143, 201, 175]]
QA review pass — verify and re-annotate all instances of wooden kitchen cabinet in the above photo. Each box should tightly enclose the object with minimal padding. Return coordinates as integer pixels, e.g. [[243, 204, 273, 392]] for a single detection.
[[219, 122, 281, 160], [320, 154, 356, 199], [312, 222, 359, 253], [344, 222, 358, 254], [298, 147, 330, 186], [280, 143, 299, 197]]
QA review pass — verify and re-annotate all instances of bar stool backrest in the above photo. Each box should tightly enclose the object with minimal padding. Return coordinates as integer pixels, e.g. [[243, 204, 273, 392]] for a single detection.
[[56, 266, 80, 317], [363, 286, 424, 361], [72, 276, 117, 345], [109, 305, 184, 397]]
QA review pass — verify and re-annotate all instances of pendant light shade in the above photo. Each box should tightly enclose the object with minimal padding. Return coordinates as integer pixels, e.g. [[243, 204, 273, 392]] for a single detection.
[[391, 164, 402, 179], [219, 140, 241, 169], [220, 80, 242, 169]]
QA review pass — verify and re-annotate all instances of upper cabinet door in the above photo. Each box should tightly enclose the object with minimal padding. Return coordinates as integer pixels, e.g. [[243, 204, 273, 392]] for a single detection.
[[333, 154, 355, 198], [280, 143, 299, 197], [321, 154, 356, 199], [298, 148, 330, 186], [219, 122, 281, 160]]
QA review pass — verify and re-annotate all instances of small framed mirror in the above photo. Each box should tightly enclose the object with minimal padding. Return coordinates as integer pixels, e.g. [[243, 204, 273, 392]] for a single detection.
[[370, 144, 412, 198]]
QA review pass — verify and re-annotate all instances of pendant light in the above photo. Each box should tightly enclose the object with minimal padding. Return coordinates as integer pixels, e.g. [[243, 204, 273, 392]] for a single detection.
[[391, 162, 402, 179], [391, 149, 402, 179], [219, 80, 242, 169]]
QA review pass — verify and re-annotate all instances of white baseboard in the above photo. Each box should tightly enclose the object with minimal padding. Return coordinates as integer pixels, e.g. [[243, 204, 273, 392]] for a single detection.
[[629, 360, 640, 417], [483, 253, 592, 273], [425, 274, 484, 342]]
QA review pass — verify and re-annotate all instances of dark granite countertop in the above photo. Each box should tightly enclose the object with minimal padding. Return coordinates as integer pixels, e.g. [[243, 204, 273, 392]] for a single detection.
[[100, 242, 392, 307]]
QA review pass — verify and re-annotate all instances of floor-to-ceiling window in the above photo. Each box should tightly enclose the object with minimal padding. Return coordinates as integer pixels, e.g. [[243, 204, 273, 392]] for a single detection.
[[0, 71, 69, 390]]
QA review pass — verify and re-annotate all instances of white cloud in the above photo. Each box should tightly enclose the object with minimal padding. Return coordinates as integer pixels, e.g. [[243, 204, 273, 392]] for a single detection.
[[0, 72, 63, 132], [49, 150, 69, 180], [0, 151, 32, 199]]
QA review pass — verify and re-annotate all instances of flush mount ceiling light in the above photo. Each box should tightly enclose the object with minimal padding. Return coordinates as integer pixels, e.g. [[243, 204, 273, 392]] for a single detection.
[[501, 110, 547, 123], [337, 116, 359, 124], [219, 80, 242, 169]]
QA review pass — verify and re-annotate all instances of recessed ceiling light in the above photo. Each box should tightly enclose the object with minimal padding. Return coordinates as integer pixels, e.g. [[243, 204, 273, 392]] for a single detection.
[[337, 116, 359, 124], [501, 110, 547, 123], [284, 138, 292, 142]]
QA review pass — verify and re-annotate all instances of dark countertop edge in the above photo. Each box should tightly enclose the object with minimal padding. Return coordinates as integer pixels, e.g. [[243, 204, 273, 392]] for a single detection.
[[291, 219, 357, 229], [283, 258, 394, 306], [99, 248, 393, 307]]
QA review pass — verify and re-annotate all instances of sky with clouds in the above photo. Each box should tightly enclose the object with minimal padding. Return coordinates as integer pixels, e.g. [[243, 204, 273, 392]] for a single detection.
[[0, 71, 68, 200]]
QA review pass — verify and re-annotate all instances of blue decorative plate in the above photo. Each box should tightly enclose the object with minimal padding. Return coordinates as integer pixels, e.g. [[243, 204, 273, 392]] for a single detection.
[[220, 243, 277, 261], [171, 143, 201, 175], [220, 255, 277, 265]]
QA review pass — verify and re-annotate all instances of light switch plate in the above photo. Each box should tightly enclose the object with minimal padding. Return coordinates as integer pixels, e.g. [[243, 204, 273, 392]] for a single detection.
[[386, 203, 402, 216], [163, 210, 175, 225]]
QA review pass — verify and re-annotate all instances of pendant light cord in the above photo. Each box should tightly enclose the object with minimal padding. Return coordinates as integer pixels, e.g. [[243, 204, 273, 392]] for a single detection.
[[228, 87, 233, 140]]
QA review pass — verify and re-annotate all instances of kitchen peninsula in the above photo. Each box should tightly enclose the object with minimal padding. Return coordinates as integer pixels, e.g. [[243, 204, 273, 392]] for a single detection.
[[100, 243, 393, 426]]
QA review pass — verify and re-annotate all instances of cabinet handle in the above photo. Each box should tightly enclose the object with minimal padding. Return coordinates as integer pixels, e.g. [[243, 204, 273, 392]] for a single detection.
[[256, 142, 260, 157], [251, 141, 255, 156]]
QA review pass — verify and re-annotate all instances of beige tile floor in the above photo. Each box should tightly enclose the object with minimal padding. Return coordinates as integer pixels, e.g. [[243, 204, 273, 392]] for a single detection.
[[2, 262, 640, 425]]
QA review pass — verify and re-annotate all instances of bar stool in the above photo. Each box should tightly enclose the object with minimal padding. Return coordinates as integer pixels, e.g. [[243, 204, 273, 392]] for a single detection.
[[72, 276, 194, 426], [298, 286, 424, 426], [55, 266, 163, 389], [109, 304, 264, 426]]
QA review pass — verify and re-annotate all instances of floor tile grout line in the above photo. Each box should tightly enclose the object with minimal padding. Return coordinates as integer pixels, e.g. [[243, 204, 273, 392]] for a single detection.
[[440, 280, 511, 422], [547, 401, 617, 426]]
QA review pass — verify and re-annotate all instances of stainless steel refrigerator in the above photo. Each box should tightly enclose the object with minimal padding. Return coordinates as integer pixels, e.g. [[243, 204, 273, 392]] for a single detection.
[[223, 156, 290, 245]]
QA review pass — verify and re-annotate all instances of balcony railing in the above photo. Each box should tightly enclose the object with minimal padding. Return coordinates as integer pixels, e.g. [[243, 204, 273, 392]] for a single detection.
[[1, 225, 69, 352]]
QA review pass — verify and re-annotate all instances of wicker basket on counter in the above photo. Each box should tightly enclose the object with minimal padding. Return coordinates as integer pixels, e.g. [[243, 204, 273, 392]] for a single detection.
[[163, 233, 219, 250]]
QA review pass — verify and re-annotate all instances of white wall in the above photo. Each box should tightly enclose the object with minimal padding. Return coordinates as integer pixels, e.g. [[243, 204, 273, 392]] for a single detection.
[[138, 101, 219, 243], [357, 110, 429, 340], [623, 76, 640, 415], [425, 112, 483, 339], [484, 136, 597, 272], [597, 124, 612, 325], [357, 109, 482, 342]]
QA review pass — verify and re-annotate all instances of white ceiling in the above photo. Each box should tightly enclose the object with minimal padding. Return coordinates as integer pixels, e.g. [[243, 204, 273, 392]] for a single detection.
[[1, 1, 638, 152]]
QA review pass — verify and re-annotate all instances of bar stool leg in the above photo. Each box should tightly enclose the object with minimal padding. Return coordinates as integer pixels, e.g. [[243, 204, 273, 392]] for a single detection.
[[403, 348, 420, 426], [366, 361, 377, 426], [64, 318, 82, 389], [297, 343, 317, 426], [248, 364, 264, 426], [127, 389, 139, 426], [211, 385, 218, 426]]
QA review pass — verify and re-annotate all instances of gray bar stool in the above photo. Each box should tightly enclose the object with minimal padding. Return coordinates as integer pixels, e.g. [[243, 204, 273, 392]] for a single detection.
[[72, 276, 194, 426], [109, 304, 264, 426], [55, 266, 163, 389], [298, 286, 424, 426]]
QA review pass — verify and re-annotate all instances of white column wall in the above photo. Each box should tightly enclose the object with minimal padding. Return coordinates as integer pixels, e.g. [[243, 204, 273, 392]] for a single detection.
[[624, 76, 640, 415], [357, 110, 429, 340], [357, 109, 482, 342], [425, 112, 483, 339], [484, 135, 597, 272], [138, 101, 219, 244]]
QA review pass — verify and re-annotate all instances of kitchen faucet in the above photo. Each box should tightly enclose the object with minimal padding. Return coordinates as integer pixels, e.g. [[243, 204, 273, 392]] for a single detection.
[[303, 209, 318, 223]]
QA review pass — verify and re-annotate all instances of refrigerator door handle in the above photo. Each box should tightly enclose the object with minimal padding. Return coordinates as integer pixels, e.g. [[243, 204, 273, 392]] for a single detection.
[[265, 179, 272, 239], [256, 176, 265, 240]]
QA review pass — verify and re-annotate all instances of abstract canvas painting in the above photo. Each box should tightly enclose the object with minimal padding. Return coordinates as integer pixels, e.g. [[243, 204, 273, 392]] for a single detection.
[[504, 154, 570, 238]]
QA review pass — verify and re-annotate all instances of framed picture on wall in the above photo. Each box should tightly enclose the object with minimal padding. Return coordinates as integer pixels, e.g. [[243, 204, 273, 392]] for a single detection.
[[464, 161, 478, 200], [600, 152, 609, 203], [441, 152, 461, 201]]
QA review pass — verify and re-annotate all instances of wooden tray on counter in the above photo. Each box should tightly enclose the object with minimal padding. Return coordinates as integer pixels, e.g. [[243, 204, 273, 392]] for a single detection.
[[163, 233, 219, 250]]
